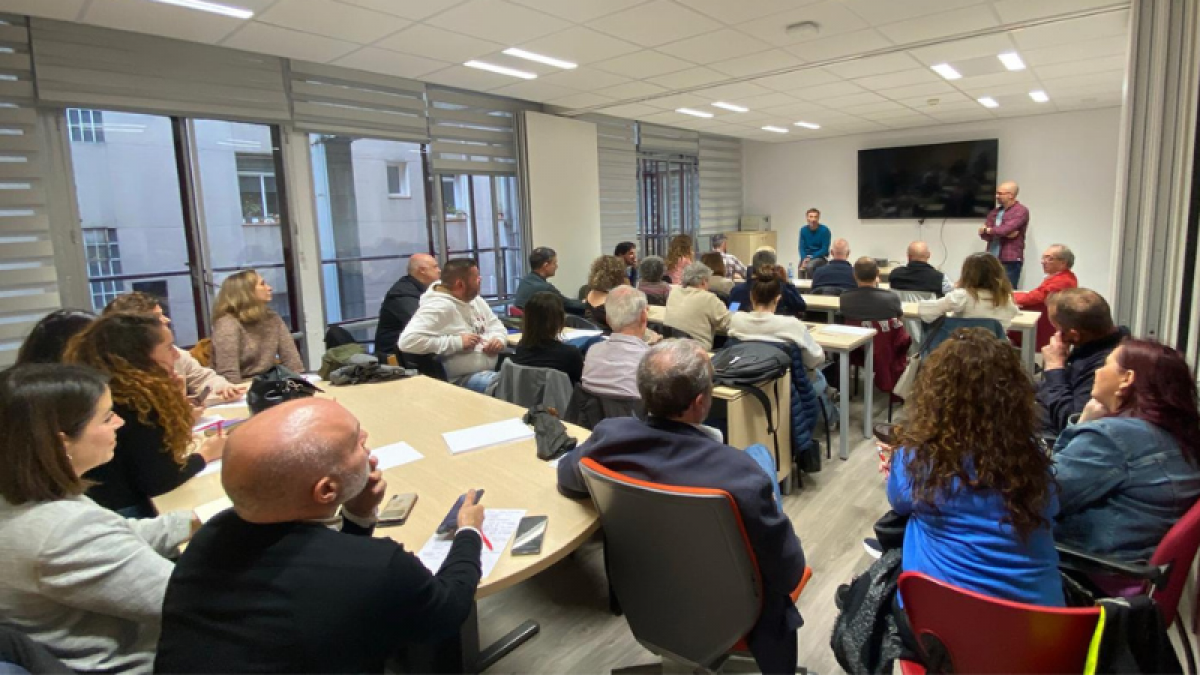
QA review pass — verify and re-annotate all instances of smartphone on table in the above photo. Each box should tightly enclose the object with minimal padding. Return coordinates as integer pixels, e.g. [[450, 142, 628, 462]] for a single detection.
[[436, 489, 484, 536], [378, 493, 418, 526], [512, 515, 548, 556]]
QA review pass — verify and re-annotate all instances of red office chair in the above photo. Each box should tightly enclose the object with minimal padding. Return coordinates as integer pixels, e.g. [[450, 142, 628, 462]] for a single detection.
[[507, 305, 524, 318], [897, 572, 1101, 675], [578, 457, 811, 672], [843, 317, 911, 422]]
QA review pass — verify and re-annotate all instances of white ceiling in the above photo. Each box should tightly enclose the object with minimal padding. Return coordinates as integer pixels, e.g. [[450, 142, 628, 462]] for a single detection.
[[3, 0, 1131, 143]]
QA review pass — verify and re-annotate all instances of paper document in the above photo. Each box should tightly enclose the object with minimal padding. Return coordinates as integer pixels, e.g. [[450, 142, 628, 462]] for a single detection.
[[194, 496, 233, 523], [371, 441, 423, 470], [560, 329, 603, 341], [442, 418, 533, 455], [417, 508, 526, 578], [205, 399, 246, 411], [548, 456, 563, 469], [197, 459, 222, 477], [818, 325, 875, 336]]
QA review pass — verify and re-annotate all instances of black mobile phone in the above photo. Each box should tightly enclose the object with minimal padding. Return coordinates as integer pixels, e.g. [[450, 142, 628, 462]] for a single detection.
[[511, 515, 548, 556], [436, 489, 484, 536], [190, 386, 212, 405], [378, 493, 418, 526]]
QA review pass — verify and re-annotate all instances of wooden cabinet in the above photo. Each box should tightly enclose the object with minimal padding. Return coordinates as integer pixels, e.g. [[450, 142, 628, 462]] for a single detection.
[[724, 230, 777, 268]]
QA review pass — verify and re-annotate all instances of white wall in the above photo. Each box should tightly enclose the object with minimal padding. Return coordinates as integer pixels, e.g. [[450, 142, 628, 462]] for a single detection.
[[523, 111, 602, 297], [743, 107, 1122, 293]]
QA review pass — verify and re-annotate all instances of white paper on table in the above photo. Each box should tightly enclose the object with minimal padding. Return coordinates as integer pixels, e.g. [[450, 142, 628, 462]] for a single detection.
[[194, 495, 233, 523], [548, 456, 563, 469], [442, 418, 533, 455], [818, 324, 875, 336], [416, 508, 526, 578], [197, 459, 222, 477], [205, 399, 246, 411], [302, 373, 323, 385], [559, 329, 603, 341], [371, 441, 424, 470]]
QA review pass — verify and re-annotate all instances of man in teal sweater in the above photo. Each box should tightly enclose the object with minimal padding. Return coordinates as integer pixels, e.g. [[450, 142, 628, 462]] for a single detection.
[[798, 208, 831, 278]]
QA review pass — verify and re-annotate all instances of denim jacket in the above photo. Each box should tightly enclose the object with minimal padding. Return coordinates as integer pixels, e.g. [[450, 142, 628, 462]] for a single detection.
[[1053, 417, 1200, 562]]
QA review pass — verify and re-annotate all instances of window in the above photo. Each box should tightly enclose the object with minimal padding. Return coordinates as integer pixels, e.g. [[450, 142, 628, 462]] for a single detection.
[[67, 108, 105, 144], [236, 154, 279, 225], [437, 173, 522, 301], [83, 228, 123, 311], [638, 157, 699, 257], [386, 162, 410, 198]]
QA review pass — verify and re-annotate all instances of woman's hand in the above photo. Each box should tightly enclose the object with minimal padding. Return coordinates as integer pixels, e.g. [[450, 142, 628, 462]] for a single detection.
[[198, 430, 226, 464]]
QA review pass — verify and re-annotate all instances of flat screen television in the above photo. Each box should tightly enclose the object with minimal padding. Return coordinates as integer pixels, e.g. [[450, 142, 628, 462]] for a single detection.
[[858, 139, 998, 219]]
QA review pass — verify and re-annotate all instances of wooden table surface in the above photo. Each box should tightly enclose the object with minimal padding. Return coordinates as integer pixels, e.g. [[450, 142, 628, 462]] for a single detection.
[[154, 376, 598, 598]]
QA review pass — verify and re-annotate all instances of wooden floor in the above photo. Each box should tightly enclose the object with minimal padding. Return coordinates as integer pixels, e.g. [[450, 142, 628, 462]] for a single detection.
[[476, 395, 891, 674]]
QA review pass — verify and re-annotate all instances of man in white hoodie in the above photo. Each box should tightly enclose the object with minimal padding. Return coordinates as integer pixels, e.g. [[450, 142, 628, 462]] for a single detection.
[[399, 258, 507, 393]]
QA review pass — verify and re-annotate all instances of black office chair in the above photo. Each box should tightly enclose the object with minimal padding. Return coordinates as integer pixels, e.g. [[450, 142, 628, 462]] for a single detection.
[[565, 315, 604, 331]]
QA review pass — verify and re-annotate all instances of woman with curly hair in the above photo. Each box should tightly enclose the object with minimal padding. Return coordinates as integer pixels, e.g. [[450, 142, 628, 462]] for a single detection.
[[1054, 338, 1200, 562], [888, 327, 1062, 605], [584, 254, 631, 329], [917, 252, 1020, 328], [664, 234, 695, 285], [65, 313, 224, 517], [211, 270, 304, 383]]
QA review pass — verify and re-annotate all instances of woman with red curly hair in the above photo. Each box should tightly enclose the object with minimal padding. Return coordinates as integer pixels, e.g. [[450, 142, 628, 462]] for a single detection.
[[888, 328, 1062, 605], [65, 313, 225, 518], [1054, 338, 1200, 562]]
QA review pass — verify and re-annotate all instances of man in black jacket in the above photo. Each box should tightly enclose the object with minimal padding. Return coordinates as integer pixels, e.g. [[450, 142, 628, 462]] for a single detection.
[[155, 399, 485, 674], [840, 257, 903, 321], [888, 241, 951, 297], [1037, 288, 1128, 435], [374, 253, 440, 358], [810, 238, 856, 292], [513, 246, 586, 315]]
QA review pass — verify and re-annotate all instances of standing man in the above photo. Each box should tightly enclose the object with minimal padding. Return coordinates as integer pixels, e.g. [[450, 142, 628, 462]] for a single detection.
[[513, 247, 586, 315], [710, 234, 746, 280], [374, 253, 440, 359], [979, 181, 1029, 289], [798, 208, 831, 278], [615, 242, 638, 287]]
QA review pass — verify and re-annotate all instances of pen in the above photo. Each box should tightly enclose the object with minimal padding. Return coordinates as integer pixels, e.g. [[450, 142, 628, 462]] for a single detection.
[[481, 533, 493, 551], [217, 419, 224, 435]]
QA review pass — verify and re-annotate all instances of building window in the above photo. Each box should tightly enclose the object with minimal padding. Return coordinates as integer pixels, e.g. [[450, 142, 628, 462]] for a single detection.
[[83, 228, 123, 311], [386, 162, 410, 198], [67, 108, 105, 144], [236, 153, 279, 224]]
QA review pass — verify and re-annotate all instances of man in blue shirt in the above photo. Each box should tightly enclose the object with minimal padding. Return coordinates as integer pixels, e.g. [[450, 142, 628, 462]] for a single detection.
[[798, 208, 831, 278]]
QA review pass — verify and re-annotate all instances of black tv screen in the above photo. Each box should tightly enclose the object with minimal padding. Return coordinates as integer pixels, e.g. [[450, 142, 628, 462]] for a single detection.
[[858, 139, 998, 219]]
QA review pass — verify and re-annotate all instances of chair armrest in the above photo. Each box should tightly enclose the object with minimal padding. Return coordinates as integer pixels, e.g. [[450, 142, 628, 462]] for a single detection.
[[1056, 544, 1166, 585]]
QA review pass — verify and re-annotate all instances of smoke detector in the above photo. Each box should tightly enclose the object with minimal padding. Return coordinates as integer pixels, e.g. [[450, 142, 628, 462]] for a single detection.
[[785, 20, 821, 37]]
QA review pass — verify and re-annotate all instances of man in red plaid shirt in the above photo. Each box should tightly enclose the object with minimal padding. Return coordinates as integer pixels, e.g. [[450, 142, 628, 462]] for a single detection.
[[979, 180, 1030, 289]]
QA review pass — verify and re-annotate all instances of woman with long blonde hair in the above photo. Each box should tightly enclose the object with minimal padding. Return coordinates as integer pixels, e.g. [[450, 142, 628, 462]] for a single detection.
[[664, 234, 695, 285], [917, 253, 1019, 328], [211, 270, 304, 383], [65, 313, 224, 517]]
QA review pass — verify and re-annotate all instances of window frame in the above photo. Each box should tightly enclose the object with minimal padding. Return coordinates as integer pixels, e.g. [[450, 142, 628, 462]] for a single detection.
[[386, 161, 411, 199]]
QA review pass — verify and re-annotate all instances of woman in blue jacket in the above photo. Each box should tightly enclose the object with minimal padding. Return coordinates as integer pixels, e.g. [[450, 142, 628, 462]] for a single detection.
[[1054, 338, 1200, 562]]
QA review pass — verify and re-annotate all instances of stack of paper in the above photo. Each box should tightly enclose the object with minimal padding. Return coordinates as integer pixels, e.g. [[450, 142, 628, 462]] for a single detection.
[[371, 441, 424, 470], [417, 508, 526, 578], [442, 418, 533, 455]]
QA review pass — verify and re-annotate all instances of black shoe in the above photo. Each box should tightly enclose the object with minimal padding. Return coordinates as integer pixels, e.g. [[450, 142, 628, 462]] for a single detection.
[[862, 537, 883, 559]]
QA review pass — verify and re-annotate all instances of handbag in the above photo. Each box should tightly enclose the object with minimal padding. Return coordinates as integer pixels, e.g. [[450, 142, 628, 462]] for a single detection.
[[246, 365, 322, 414]]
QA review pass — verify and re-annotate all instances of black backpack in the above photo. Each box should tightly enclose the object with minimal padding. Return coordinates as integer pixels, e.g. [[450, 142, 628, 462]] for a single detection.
[[711, 341, 790, 470]]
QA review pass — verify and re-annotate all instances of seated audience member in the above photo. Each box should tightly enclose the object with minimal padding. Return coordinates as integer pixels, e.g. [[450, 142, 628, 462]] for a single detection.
[[798, 208, 831, 278], [399, 258, 507, 393], [374, 253, 440, 359], [810, 238, 855, 292], [14, 309, 94, 365], [581, 286, 650, 400], [1053, 339, 1200, 562], [0, 364, 197, 673], [917, 253, 1020, 328], [584, 255, 631, 329], [559, 340, 806, 673], [211, 270, 304, 383], [730, 249, 807, 317], [1037, 289, 1128, 435], [840, 257, 903, 321], [700, 252, 735, 296], [888, 328, 1062, 605], [154, 398, 485, 673], [711, 233, 746, 280], [514, 292, 584, 385], [636, 256, 671, 306], [888, 241, 952, 297], [514, 246, 586, 315], [105, 292, 244, 403], [616, 241, 638, 286], [1016, 244, 1079, 349], [664, 262, 731, 350], [664, 234, 695, 285], [65, 314, 224, 518]]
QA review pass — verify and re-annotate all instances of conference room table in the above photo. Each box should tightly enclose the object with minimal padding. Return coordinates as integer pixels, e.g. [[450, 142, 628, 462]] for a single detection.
[[155, 376, 598, 673]]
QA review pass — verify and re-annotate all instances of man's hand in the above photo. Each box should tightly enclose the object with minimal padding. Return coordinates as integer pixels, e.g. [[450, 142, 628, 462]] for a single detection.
[[1005, 229, 1019, 239], [978, 225, 989, 236], [457, 489, 485, 532], [216, 386, 242, 402], [1042, 332, 1069, 370], [343, 455, 386, 520], [460, 332, 482, 351], [481, 338, 505, 355], [1079, 398, 1110, 423]]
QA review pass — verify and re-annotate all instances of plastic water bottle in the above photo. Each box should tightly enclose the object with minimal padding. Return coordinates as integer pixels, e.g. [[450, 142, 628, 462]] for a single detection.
[[787, 263, 795, 280]]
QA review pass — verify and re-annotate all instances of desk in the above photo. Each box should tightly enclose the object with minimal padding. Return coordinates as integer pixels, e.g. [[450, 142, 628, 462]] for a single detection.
[[155, 376, 598, 672]]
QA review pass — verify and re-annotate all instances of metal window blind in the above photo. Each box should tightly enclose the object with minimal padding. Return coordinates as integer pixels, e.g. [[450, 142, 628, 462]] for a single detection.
[[699, 134, 743, 237], [0, 15, 58, 366], [427, 87, 533, 175], [30, 18, 289, 122], [289, 61, 428, 143], [638, 122, 699, 157], [580, 114, 637, 254]]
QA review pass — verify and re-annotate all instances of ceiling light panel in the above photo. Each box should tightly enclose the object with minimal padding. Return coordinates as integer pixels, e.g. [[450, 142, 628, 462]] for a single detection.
[[762, 126, 789, 133], [1029, 90, 1050, 103], [148, 0, 254, 19], [712, 101, 748, 113], [463, 60, 538, 80], [794, 121, 820, 129], [676, 108, 714, 118], [977, 96, 999, 108], [930, 63, 962, 80], [998, 52, 1026, 71], [502, 48, 577, 70]]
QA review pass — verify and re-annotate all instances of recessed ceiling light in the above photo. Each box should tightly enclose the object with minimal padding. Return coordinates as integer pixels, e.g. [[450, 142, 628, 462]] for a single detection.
[[794, 121, 820, 130], [762, 126, 789, 133], [978, 96, 1000, 109], [677, 108, 714, 118], [1029, 90, 1050, 103], [147, 0, 253, 19], [502, 48, 577, 70], [712, 102, 748, 113], [931, 63, 962, 81], [464, 60, 537, 80], [998, 52, 1026, 71]]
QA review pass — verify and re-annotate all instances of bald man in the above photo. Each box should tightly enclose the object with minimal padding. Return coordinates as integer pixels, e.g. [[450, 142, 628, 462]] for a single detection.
[[810, 238, 856, 291], [375, 253, 441, 358], [979, 180, 1030, 289], [889, 241, 953, 297], [155, 399, 485, 674]]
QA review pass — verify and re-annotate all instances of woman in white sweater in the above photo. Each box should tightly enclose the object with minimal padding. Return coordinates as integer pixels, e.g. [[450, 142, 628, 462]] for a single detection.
[[0, 364, 196, 673], [917, 253, 1020, 328]]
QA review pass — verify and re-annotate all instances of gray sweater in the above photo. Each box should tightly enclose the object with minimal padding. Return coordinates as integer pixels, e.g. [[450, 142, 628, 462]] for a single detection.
[[0, 496, 191, 673]]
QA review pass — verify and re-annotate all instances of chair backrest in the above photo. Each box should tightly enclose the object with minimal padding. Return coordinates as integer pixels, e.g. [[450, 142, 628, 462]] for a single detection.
[[400, 352, 448, 381], [565, 314, 603, 331], [893, 289, 937, 303], [891, 290, 936, 351], [492, 359, 573, 413], [898, 572, 1100, 674], [843, 317, 911, 394], [563, 384, 643, 429], [579, 458, 762, 669], [809, 285, 845, 297], [922, 317, 1006, 356], [507, 305, 524, 318], [324, 325, 357, 350], [1149, 496, 1200, 625]]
